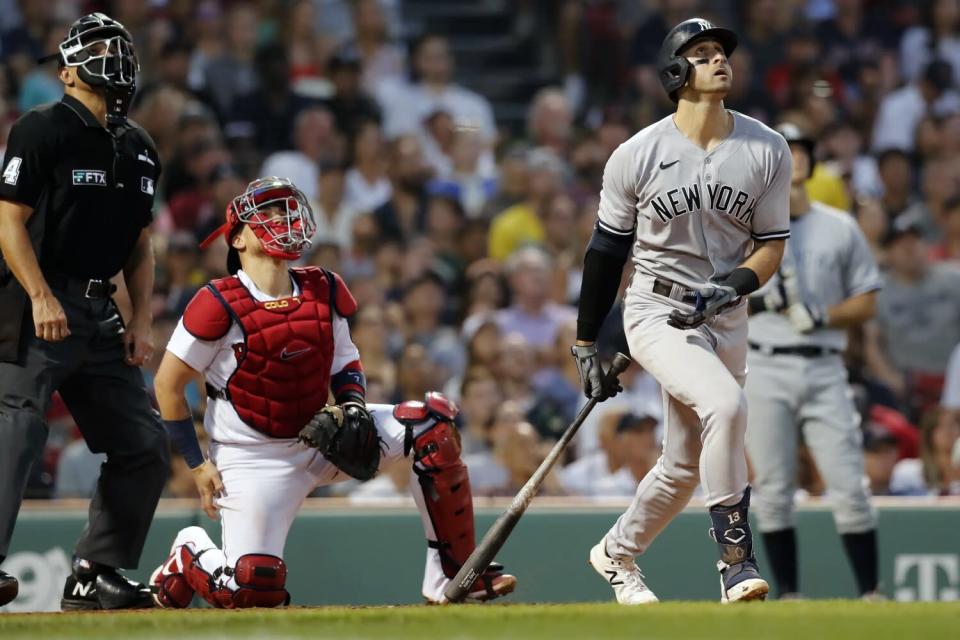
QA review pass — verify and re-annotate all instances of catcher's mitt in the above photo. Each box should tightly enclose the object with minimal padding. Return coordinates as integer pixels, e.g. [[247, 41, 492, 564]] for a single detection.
[[298, 403, 381, 480]]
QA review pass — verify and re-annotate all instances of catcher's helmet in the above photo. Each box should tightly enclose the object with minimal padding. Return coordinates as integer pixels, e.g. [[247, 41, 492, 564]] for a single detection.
[[658, 18, 738, 103], [775, 122, 816, 178]]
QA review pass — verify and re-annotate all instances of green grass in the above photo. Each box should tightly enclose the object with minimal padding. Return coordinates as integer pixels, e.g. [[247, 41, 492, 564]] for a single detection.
[[1, 602, 958, 640]]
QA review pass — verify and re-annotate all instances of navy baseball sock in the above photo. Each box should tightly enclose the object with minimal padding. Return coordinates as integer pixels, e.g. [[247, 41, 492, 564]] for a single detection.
[[841, 530, 878, 595], [761, 528, 798, 596]]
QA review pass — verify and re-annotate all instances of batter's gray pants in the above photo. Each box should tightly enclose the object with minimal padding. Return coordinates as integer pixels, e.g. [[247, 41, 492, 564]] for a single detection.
[[607, 290, 749, 558], [744, 350, 875, 534]]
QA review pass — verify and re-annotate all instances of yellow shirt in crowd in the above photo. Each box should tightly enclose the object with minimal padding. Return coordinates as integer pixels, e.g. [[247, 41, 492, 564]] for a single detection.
[[488, 202, 545, 261]]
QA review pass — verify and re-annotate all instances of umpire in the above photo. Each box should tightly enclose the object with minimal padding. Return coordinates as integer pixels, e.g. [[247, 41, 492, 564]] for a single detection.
[[0, 14, 167, 610]]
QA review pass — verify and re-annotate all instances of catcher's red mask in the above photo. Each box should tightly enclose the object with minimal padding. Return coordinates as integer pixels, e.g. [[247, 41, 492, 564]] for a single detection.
[[200, 177, 316, 261]]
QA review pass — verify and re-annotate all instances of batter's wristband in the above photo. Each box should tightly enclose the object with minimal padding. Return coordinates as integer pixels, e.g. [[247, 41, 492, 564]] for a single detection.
[[722, 267, 761, 296], [164, 417, 205, 469]]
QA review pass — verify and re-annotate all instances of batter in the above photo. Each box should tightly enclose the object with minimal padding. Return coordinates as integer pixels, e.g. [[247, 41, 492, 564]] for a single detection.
[[571, 18, 790, 604], [149, 177, 515, 608], [745, 124, 882, 599]]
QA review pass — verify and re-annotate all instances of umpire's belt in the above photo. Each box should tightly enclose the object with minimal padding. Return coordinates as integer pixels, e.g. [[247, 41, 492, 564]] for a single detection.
[[749, 342, 841, 358], [46, 272, 117, 299], [652, 277, 698, 304]]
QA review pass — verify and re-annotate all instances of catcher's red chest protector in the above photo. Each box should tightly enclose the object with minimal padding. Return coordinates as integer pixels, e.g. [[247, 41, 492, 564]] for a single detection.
[[183, 267, 357, 438]]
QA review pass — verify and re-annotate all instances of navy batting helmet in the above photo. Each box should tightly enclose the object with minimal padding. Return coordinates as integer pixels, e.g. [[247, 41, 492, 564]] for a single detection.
[[658, 18, 738, 103], [775, 122, 816, 178]]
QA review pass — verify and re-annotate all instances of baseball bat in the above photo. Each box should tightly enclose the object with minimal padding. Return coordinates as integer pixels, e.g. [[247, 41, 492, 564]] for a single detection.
[[443, 351, 632, 603]]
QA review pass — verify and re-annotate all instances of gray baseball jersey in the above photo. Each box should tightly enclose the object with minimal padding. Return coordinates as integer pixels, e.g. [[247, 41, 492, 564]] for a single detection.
[[749, 202, 883, 351], [598, 111, 792, 291], [744, 202, 880, 537], [600, 111, 792, 560]]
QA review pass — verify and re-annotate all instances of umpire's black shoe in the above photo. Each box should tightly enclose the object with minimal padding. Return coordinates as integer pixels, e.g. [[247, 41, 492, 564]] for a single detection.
[[61, 571, 155, 610], [0, 569, 18, 606]]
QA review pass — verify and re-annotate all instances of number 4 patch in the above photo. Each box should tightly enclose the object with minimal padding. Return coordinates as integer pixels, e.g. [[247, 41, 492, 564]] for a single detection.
[[2, 156, 22, 185]]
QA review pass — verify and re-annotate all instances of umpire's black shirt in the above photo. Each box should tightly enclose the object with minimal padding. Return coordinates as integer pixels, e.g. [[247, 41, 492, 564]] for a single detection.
[[0, 94, 161, 279]]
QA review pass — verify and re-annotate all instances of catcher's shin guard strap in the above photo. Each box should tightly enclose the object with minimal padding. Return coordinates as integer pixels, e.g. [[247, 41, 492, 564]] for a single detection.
[[412, 420, 476, 578], [709, 487, 755, 566]]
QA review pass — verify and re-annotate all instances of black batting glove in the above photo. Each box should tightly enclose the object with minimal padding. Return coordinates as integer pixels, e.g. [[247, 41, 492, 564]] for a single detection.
[[571, 344, 623, 401]]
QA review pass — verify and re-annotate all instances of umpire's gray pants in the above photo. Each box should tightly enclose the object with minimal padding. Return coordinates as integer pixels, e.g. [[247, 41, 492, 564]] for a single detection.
[[744, 351, 875, 534], [0, 285, 168, 568]]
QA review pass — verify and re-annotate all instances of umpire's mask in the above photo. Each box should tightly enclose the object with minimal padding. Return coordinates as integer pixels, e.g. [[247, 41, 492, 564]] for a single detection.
[[41, 13, 139, 126]]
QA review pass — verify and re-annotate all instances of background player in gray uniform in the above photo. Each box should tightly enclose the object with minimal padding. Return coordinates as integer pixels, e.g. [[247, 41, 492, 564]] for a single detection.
[[745, 124, 883, 600], [571, 18, 791, 604]]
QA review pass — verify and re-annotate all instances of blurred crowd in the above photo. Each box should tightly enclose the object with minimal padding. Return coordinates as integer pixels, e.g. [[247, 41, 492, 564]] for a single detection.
[[4, 0, 959, 502]]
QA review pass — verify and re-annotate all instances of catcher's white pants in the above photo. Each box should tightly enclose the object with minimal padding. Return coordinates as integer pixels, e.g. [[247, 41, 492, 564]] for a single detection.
[[607, 286, 749, 557], [171, 404, 448, 601]]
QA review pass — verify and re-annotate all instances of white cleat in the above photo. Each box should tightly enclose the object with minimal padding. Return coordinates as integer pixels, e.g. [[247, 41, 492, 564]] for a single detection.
[[589, 539, 659, 605], [717, 560, 769, 604]]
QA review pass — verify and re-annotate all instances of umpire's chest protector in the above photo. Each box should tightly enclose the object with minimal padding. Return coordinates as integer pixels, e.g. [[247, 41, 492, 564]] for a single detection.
[[184, 267, 356, 438]]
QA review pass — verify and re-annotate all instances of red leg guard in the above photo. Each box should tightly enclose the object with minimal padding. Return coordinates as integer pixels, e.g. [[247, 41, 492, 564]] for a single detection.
[[231, 554, 290, 608], [150, 553, 194, 609], [179, 548, 290, 609], [412, 420, 476, 578]]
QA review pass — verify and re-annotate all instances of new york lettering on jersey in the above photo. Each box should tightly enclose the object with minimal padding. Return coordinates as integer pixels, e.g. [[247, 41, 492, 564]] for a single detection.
[[649, 181, 758, 224]]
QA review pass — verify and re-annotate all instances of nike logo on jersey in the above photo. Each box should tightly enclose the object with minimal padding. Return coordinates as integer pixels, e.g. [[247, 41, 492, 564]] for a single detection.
[[280, 346, 312, 361], [659, 160, 680, 170]]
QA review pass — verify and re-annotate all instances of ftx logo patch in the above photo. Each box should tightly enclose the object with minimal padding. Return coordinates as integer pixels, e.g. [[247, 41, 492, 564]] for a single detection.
[[72, 170, 107, 186]]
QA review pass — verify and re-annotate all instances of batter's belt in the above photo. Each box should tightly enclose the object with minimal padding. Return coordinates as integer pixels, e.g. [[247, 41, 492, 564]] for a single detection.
[[651, 277, 698, 304], [748, 342, 841, 358]]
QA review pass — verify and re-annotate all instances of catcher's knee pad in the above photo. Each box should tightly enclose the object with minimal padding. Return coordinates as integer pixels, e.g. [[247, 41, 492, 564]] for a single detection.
[[180, 548, 289, 609], [229, 554, 290, 608], [411, 419, 476, 579]]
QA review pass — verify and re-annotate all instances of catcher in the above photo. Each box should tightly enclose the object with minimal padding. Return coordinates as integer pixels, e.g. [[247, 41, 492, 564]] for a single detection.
[[150, 176, 515, 608]]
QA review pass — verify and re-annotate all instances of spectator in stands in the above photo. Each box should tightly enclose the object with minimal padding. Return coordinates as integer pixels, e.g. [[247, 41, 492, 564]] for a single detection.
[[872, 60, 960, 152], [943, 343, 960, 414], [464, 418, 557, 497], [373, 134, 432, 242], [865, 217, 960, 415], [889, 408, 960, 496], [899, 0, 960, 87], [494, 333, 537, 413], [929, 195, 960, 263], [260, 106, 338, 202], [322, 48, 382, 138], [401, 272, 465, 380], [488, 147, 564, 261], [378, 34, 496, 144], [560, 409, 624, 496], [590, 412, 661, 497], [876, 149, 919, 223], [346, 0, 407, 95], [229, 42, 324, 156], [529, 318, 582, 438], [54, 433, 106, 499], [527, 87, 573, 156], [458, 370, 503, 455], [541, 193, 583, 304], [283, 0, 325, 87], [861, 425, 913, 496], [198, 2, 259, 119], [495, 247, 576, 351], [310, 160, 359, 249], [902, 158, 959, 242], [424, 195, 467, 283], [345, 119, 392, 214], [814, 0, 898, 86], [425, 126, 499, 218]]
